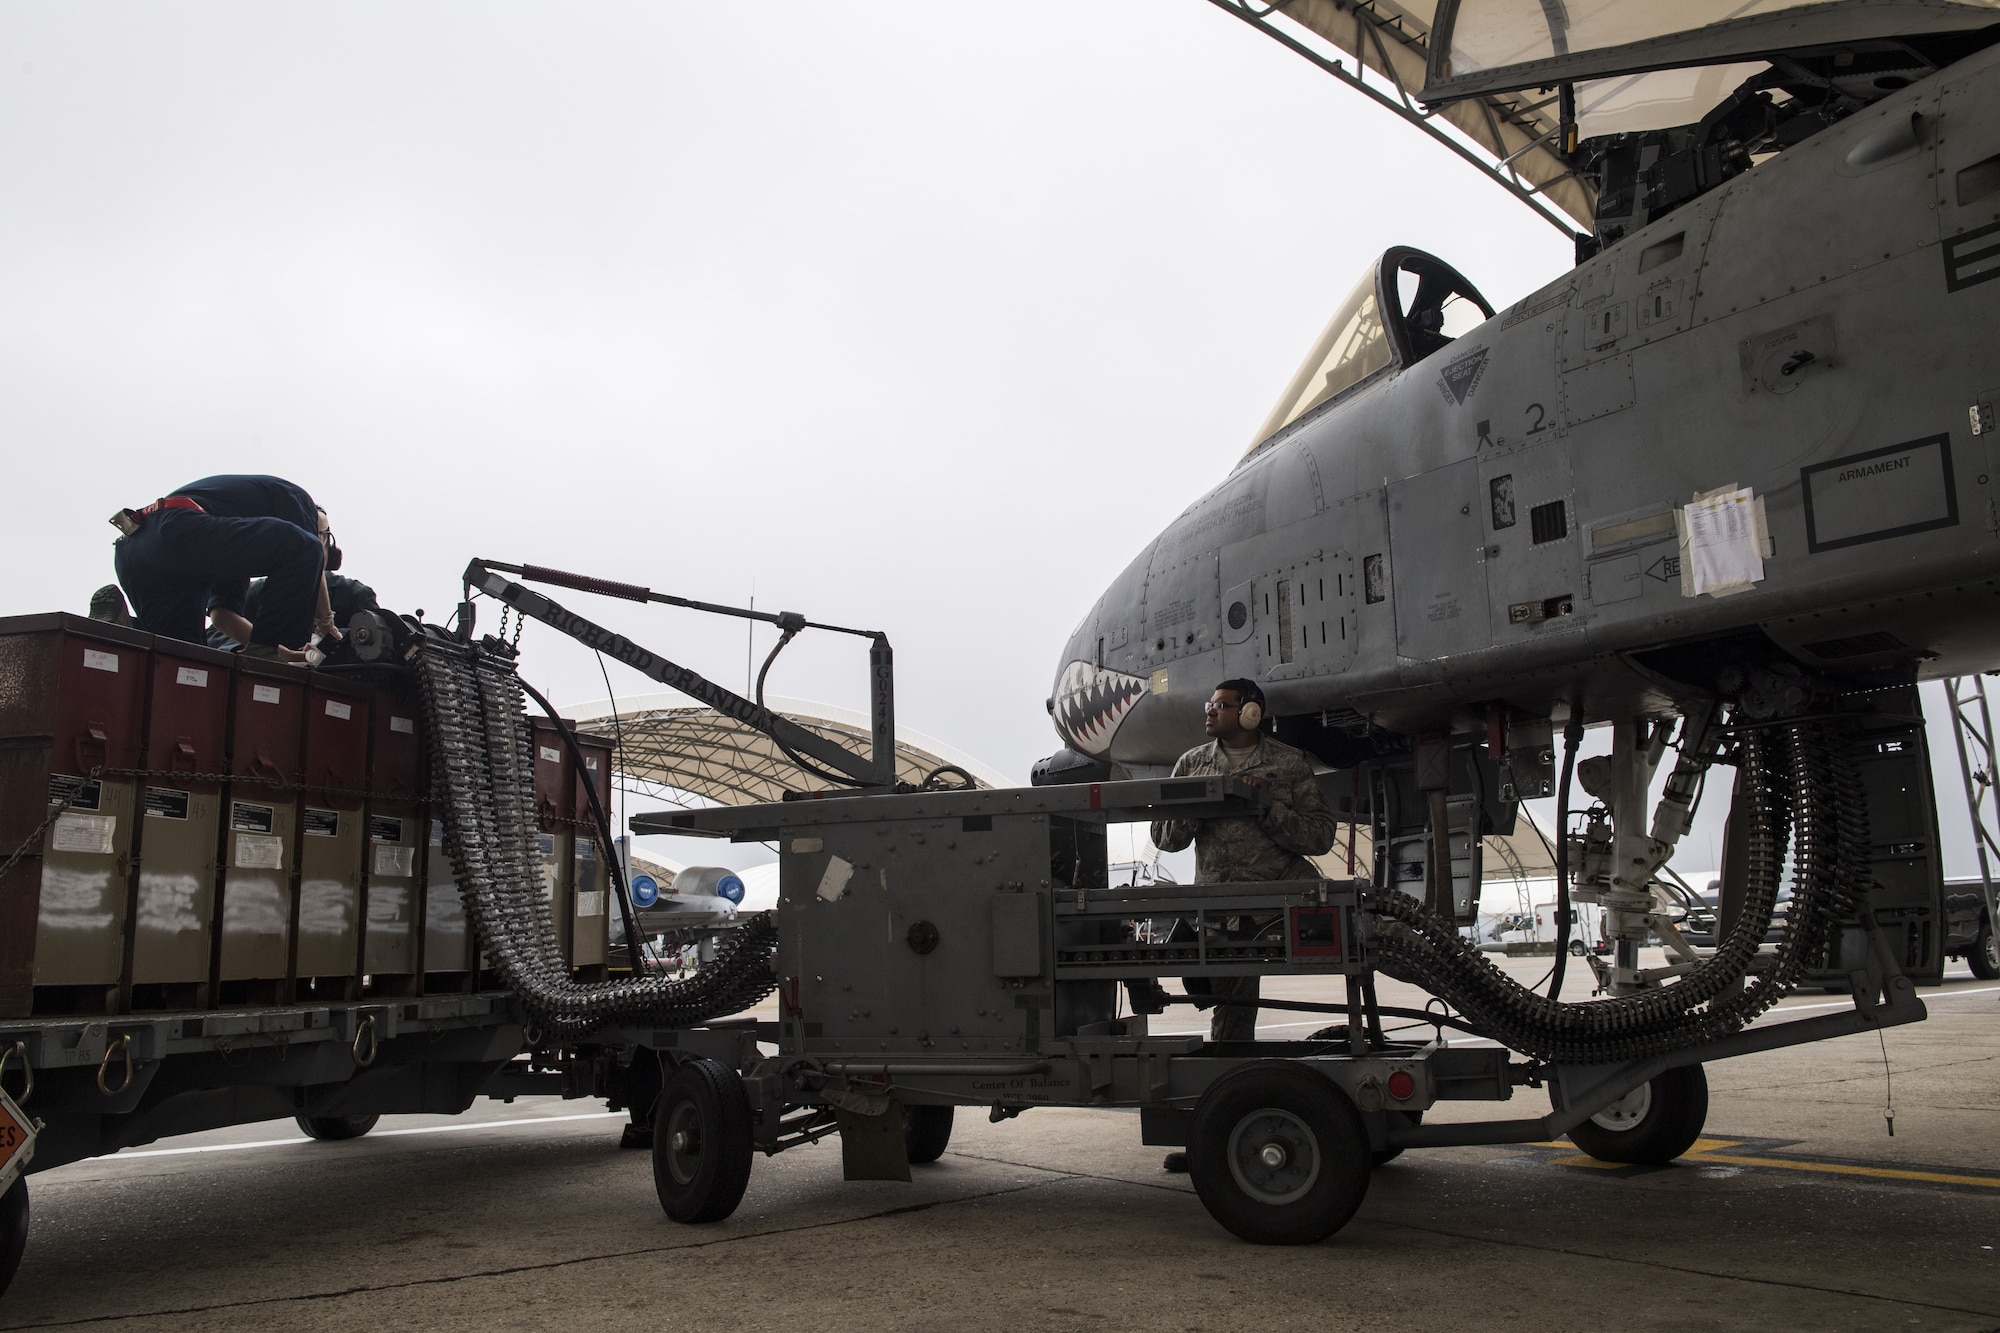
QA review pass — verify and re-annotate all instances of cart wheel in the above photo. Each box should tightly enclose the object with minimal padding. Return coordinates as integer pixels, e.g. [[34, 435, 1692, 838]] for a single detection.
[[1373, 1110, 1422, 1166], [1568, 940, 1588, 957], [1971, 916, 2000, 980], [0, 1176, 26, 1299], [1187, 1062, 1371, 1245], [295, 1114, 379, 1141], [1566, 1064, 1708, 1165], [652, 1059, 754, 1224], [904, 1105, 954, 1165]]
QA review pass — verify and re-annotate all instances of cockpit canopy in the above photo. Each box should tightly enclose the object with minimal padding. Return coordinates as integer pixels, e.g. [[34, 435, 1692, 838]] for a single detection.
[[1249, 247, 1493, 453]]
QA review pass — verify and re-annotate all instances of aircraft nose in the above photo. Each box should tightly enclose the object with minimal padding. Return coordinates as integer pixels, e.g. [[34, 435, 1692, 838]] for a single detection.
[[1049, 660, 1149, 756]]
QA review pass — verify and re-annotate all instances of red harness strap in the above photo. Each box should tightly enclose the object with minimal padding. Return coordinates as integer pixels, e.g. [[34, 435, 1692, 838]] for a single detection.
[[136, 495, 206, 519]]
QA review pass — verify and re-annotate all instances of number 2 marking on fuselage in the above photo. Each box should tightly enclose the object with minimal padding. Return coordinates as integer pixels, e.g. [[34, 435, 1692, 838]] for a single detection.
[[1525, 402, 1548, 435]]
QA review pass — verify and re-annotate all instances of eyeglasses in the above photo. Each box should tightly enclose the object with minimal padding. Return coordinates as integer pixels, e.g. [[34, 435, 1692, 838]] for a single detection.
[[1203, 700, 1240, 713]]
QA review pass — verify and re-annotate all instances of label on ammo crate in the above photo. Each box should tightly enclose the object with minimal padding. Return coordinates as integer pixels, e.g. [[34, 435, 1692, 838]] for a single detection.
[[303, 808, 340, 838], [144, 787, 191, 820], [48, 774, 102, 810], [234, 833, 284, 869], [50, 813, 116, 855], [372, 843, 416, 877], [369, 816, 404, 843], [231, 802, 274, 833]]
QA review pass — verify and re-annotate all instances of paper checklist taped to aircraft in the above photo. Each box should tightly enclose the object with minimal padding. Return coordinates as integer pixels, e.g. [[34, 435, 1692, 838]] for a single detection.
[[1678, 486, 1767, 598]]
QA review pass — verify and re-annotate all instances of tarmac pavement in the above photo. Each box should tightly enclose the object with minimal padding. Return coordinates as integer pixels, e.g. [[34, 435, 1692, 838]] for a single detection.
[[2, 956, 1995, 1332]]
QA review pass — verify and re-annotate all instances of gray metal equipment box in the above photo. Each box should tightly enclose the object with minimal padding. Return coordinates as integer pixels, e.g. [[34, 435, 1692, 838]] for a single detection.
[[640, 775, 1368, 1066]]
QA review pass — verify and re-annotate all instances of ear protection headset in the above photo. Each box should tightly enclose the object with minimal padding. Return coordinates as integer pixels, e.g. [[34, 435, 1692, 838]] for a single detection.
[[1237, 698, 1264, 730]]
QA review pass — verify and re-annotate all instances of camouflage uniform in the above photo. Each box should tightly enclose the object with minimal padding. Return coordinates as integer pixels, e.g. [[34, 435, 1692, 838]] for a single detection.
[[1150, 736, 1338, 1041]]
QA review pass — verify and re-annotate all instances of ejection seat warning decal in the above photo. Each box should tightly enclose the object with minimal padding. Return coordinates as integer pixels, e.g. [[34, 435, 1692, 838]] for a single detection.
[[48, 774, 102, 810], [234, 834, 284, 869], [51, 813, 116, 855], [231, 803, 274, 833], [303, 808, 339, 837], [145, 787, 191, 820], [1437, 345, 1489, 405], [1801, 435, 1957, 552], [252, 683, 281, 704]]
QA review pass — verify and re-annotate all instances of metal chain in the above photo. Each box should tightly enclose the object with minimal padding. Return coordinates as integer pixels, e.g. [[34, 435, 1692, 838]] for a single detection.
[[0, 766, 104, 886], [99, 767, 417, 805]]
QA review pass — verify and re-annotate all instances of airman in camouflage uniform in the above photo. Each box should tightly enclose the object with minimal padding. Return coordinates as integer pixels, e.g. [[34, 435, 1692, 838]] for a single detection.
[[1150, 680, 1338, 1043]]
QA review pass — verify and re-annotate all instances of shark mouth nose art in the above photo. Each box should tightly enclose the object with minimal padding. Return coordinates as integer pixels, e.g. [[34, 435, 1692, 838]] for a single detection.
[[1051, 661, 1149, 756]]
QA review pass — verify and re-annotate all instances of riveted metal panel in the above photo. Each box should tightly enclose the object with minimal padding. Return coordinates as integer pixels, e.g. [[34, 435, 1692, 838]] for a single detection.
[[1387, 458, 1491, 661]]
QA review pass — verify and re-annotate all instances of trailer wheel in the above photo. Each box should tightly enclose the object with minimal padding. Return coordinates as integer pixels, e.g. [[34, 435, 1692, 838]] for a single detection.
[[1971, 915, 2000, 980], [0, 1176, 26, 1299], [1187, 1062, 1371, 1245], [904, 1104, 954, 1165], [1568, 940, 1588, 957], [295, 1114, 379, 1141], [1566, 1064, 1709, 1165], [652, 1059, 754, 1224]]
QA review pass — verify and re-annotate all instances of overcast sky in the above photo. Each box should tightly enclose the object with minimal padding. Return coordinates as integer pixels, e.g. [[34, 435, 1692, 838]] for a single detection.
[[4, 4, 1983, 890]]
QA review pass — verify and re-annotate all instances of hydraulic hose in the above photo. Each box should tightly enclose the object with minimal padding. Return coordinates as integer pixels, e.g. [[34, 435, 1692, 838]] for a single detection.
[[1548, 709, 1585, 999]]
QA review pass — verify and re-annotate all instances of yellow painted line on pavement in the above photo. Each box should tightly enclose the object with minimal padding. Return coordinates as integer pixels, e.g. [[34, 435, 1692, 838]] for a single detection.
[[1533, 1136, 2000, 1190], [1684, 1144, 2000, 1191]]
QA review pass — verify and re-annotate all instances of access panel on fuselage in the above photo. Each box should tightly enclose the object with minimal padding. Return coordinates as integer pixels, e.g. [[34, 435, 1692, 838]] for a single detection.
[[1387, 457, 1492, 662]]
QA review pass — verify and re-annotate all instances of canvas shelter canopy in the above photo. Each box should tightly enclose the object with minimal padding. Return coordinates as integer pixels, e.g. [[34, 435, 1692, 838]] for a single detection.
[[1215, 0, 2000, 234], [1427, 0, 2000, 98], [1210, 0, 1597, 229], [565, 693, 1012, 809]]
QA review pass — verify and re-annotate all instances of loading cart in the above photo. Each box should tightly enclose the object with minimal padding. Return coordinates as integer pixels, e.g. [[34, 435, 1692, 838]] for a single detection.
[[618, 776, 1927, 1244]]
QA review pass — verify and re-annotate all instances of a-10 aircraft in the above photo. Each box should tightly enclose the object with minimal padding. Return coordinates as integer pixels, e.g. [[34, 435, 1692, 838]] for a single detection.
[[1040, 0, 2000, 1009]]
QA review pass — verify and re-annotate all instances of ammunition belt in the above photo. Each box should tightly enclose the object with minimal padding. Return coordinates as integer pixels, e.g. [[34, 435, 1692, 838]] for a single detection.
[[1367, 721, 1868, 1064], [415, 636, 776, 1040]]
